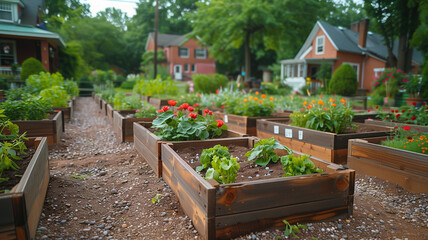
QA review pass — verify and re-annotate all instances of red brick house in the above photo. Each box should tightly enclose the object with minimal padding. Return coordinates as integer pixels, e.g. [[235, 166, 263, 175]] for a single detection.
[[145, 33, 216, 80], [280, 20, 423, 93], [0, 0, 65, 85]]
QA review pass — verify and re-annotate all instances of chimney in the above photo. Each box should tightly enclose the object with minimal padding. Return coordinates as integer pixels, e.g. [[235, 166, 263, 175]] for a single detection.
[[350, 19, 370, 48]]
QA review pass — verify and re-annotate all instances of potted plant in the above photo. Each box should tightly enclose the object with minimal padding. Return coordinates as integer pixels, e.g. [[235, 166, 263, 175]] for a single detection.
[[257, 98, 391, 164], [404, 75, 423, 106], [348, 126, 427, 194], [133, 100, 246, 177], [369, 68, 408, 107]]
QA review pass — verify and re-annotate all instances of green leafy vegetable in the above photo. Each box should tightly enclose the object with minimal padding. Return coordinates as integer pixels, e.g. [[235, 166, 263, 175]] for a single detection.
[[245, 138, 291, 167], [282, 219, 307, 238], [281, 154, 323, 177], [196, 144, 230, 172], [205, 155, 240, 184]]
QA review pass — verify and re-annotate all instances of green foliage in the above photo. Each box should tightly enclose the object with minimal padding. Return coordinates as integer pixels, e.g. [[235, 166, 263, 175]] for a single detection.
[[133, 77, 177, 98], [226, 93, 275, 117], [205, 155, 240, 184], [134, 101, 157, 118], [4, 88, 33, 101], [151, 102, 228, 141], [0, 75, 10, 90], [40, 86, 69, 107], [328, 64, 357, 96], [120, 79, 137, 89], [1, 97, 51, 121], [141, 49, 166, 66], [26, 72, 65, 93], [381, 128, 427, 155], [245, 138, 291, 167], [196, 145, 230, 172], [20, 58, 46, 81], [370, 68, 409, 106], [193, 74, 229, 94], [290, 98, 356, 134], [375, 104, 428, 126], [260, 82, 291, 95], [113, 92, 142, 110], [58, 41, 89, 80], [63, 80, 79, 97], [281, 154, 323, 177], [0, 109, 28, 183], [151, 193, 163, 204], [282, 219, 308, 238]]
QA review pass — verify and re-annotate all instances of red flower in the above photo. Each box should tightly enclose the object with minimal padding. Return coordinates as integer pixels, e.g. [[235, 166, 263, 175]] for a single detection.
[[367, 110, 370, 112], [216, 120, 224, 128], [208, 111, 213, 115], [204, 109, 210, 113], [412, 102, 417, 106], [391, 110, 394, 113], [188, 112, 197, 119], [394, 126, 398, 129], [396, 114, 401, 118], [411, 116, 416, 120], [221, 105, 225, 109], [422, 102, 426, 106], [162, 106, 170, 112], [177, 107, 182, 111], [157, 109, 164, 113], [402, 110, 406, 113], [407, 136, 412, 140], [198, 94, 202, 98], [193, 103, 199, 107], [181, 103, 189, 109], [403, 126, 411, 131], [395, 110, 399, 113], [188, 107, 194, 112], [216, 89, 220, 94], [168, 100, 177, 106], [376, 106, 379, 109]]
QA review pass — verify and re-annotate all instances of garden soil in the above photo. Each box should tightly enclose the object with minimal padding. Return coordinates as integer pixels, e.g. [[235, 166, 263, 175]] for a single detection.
[[35, 97, 427, 240]]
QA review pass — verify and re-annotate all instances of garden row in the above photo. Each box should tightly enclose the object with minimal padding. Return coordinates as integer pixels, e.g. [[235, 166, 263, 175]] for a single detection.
[[93, 91, 427, 240], [0, 72, 78, 239]]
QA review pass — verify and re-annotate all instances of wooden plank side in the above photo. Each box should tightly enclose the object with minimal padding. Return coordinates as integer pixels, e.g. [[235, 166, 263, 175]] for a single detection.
[[349, 140, 428, 176], [215, 171, 352, 216], [215, 197, 350, 239], [348, 155, 428, 194], [134, 136, 161, 177], [53, 111, 63, 143], [113, 111, 124, 142], [123, 117, 154, 142], [15, 137, 49, 239], [365, 119, 428, 132], [0, 225, 16, 240]]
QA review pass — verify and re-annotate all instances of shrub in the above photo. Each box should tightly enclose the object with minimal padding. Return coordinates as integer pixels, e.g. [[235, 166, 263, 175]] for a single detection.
[[20, 57, 46, 81], [193, 74, 229, 93], [120, 79, 136, 89], [40, 86, 69, 107], [1, 97, 51, 120], [132, 76, 177, 97], [261, 82, 291, 95], [113, 92, 141, 110], [328, 64, 357, 96], [63, 80, 79, 97], [26, 72, 64, 93]]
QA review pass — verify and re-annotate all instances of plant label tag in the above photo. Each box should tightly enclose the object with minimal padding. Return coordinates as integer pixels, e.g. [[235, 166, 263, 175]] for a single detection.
[[224, 115, 228, 123], [285, 129, 292, 138], [274, 125, 279, 134], [298, 130, 303, 140]]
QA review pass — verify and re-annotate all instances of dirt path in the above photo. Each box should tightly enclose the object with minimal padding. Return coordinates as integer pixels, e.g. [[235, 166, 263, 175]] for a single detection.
[[35, 97, 428, 240]]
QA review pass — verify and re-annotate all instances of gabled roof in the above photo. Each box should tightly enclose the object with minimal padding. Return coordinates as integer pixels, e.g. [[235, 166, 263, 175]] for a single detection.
[[0, 23, 65, 46], [145, 32, 189, 50], [294, 21, 423, 65]]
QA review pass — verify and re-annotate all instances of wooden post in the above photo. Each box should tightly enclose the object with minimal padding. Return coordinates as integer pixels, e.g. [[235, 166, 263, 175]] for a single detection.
[[40, 40, 50, 72]]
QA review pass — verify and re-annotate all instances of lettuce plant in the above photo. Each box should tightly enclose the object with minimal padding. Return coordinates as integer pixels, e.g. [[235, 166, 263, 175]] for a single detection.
[[281, 154, 323, 177], [205, 155, 240, 184], [196, 144, 230, 172], [245, 138, 291, 167]]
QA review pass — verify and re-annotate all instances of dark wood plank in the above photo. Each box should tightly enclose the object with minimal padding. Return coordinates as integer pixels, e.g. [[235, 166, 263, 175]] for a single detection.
[[365, 119, 428, 132], [134, 135, 161, 177], [0, 225, 16, 240]]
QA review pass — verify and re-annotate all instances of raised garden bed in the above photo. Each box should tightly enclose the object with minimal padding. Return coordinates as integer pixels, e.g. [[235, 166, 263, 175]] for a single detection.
[[364, 119, 428, 132], [161, 137, 355, 239], [140, 95, 150, 103], [106, 103, 115, 122], [133, 122, 246, 177], [53, 100, 73, 122], [149, 97, 168, 109], [0, 137, 49, 239], [100, 99, 108, 116], [11, 111, 63, 146], [213, 111, 291, 136], [348, 137, 428, 194], [112, 111, 155, 142], [352, 112, 378, 123], [257, 119, 391, 164]]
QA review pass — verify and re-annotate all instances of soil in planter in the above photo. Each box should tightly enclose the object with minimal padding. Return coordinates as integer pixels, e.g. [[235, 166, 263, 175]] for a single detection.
[[0, 147, 35, 191], [175, 144, 286, 183]]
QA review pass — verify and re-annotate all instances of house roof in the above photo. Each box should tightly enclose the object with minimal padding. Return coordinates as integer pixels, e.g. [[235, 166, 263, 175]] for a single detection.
[[2, 0, 24, 7], [145, 32, 189, 50], [294, 21, 423, 65], [0, 23, 65, 46]]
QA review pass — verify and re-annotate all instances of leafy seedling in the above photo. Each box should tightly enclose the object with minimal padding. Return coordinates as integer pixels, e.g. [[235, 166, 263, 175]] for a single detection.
[[245, 138, 291, 167], [70, 174, 92, 178], [152, 193, 163, 204], [197, 144, 230, 172], [283, 219, 307, 238], [281, 154, 323, 177]]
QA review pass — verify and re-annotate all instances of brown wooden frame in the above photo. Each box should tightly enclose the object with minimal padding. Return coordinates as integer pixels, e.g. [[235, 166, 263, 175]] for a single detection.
[[148, 97, 168, 109], [348, 137, 428, 194], [161, 137, 355, 239], [133, 122, 246, 177], [364, 119, 428, 132], [0, 137, 49, 239], [53, 100, 73, 123], [257, 119, 391, 164], [112, 111, 155, 142]]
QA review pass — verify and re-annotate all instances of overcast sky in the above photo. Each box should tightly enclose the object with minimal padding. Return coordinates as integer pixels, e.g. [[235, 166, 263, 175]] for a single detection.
[[83, 0, 139, 17]]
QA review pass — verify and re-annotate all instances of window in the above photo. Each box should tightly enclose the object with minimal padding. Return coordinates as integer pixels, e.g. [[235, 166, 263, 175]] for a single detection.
[[374, 68, 385, 78], [194, 48, 207, 59], [0, 40, 16, 66], [315, 36, 325, 55], [343, 62, 359, 81], [0, 3, 13, 22], [178, 47, 189, 58], [184, 64, 189, 72], [191, 64, 196, 73]]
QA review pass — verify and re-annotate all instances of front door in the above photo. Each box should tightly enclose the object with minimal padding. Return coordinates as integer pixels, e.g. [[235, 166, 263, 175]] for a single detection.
[[174, 65, 182, 80]]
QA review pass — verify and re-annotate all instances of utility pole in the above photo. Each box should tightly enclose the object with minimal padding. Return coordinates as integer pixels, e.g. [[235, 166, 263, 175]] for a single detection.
[[153, 0, 159, 78]]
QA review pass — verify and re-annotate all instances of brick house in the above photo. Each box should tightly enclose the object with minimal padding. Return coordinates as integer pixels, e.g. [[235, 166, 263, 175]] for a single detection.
[[280, 19, 423, 93], [145, 33, 216, 80], [0, 0, 65, 84]]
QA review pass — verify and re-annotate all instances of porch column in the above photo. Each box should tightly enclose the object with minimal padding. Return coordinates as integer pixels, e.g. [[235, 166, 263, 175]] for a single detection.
[[41, 40, 50, 72], [280, 63, 284, 81]]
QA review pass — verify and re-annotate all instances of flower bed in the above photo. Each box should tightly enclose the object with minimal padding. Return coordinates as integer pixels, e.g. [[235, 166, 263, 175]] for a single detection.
[[0, 137, 49, 239], [364, 119, 428, 132], [348, 137, 428, 194], [113, 111, 155, 142], [161, 137, 355, 239], [257, 119, 391, 164]]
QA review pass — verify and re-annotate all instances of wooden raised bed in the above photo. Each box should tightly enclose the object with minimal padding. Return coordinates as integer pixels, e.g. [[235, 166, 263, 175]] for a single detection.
[[149, 97, 168, 109], [364, 119, 428, 132], [348, 137, 428, 194], [0, 137, 49, 239], [106, 103, 115, 122], [11, 111, 63, 146], [213, 111, 291, 136], [133, 122, 246, 177], [352, 112, 378, 123], [140, 95, 150, 103], [100, 99, 108, 116], [257, 119, 392, 165], [112, 111, 155, 142], [53, 100, 73, 122], [161, 137, 355, 239]]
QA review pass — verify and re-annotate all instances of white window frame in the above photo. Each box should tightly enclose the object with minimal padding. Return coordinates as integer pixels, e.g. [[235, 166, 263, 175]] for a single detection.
[[194, 48, 207, 59], [315, 35, 325, 55], [184, 63, 189, 72], [343, 62, 360, 82], [0, 39, 17, 66], [373, 68, 385, 77], [178, 47, 189, 58], [191, 64, 196, 73], [0, 3, 17, 23]]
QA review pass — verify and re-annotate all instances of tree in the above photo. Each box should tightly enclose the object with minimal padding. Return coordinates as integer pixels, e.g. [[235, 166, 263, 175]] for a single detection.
[[324, 0, 367, 29], [20, 58, 46, 80], [97, 8, 130, 32]]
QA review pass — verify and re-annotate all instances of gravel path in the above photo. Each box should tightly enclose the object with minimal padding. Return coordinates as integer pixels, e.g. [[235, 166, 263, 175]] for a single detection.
[[35, 97, 428, 240]]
